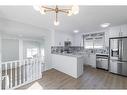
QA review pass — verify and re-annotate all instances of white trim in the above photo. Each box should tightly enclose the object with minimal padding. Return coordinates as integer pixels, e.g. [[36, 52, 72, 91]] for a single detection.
[[1, 58, 42, 90], [19, 39, 23, 60], [0, 33, 1, 90]]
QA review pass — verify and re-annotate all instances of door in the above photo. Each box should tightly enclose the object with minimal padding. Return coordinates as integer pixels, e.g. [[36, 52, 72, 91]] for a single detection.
[[109, 60, 118, 74], [121, 62, 127, 76], [109, 60, 127, 76], [110, 39, 119, 60], [117, 61, 127, 76], [121, 38, 127, 61]]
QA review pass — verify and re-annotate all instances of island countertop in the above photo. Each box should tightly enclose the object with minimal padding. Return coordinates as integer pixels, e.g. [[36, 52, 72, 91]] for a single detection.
[[51, 52, 85, 58]]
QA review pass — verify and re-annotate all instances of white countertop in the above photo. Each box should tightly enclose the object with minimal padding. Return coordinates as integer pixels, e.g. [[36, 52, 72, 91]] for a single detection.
[[52, 53, 85, 58]]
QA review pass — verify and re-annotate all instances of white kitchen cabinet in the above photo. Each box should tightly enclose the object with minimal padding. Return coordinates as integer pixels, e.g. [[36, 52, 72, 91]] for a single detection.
[[89, 54, 96, 68], [83, 53, 89, 65], [104, 29, 110, 47], [109, 26, 121, 38], [121, 24, 127, 37], [84, 53, 96, 68]]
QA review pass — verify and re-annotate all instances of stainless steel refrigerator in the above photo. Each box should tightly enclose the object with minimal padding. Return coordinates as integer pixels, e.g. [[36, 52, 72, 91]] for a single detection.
[[109, 37, 127, 76]]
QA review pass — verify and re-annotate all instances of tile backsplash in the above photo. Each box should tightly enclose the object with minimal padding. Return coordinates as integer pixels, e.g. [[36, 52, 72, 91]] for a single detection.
[[51, 46, 84, 54], [51, 46, 109, 54]]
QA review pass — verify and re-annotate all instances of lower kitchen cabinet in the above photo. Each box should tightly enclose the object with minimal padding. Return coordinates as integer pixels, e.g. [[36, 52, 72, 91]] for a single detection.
[[89, 54, 96, 68], [121, 24, 127, 36], [84, 53, 96, 68], [109, 60, 118, 74]]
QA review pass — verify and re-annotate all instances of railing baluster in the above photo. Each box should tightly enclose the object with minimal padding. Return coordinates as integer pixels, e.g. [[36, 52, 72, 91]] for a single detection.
[[28, 59, 31, 82], [10, 62, 12, 88], [39, 59, 42, 79], [19, 60, 21, 85], [15, 61, 17, 87], [5, 63, 7, 89], [32, 59, 34, 80], [5, 63, 8, 89], [38, 59, 40, 79], [36, 59, 39, 79], [26, 60, 28, 81], [0, 63, 1, 90], [31, 59, 33, 81], [35, 59, 38, 80], [23, 60, 25, 83], [33, 59, 36, 80]]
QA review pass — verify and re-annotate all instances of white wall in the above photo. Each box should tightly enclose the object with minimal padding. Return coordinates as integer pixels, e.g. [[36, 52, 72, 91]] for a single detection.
[[73, 30, 106, 47], [0, 17, 75, 71], [0, 32, 1, 89], [0, 33, 1, 62], [53, 31, 74, 46], [1, 39, 19, 62], [0, 18, 53, 71], [73, 33, 83, 46], [23, 40, 40, 59]]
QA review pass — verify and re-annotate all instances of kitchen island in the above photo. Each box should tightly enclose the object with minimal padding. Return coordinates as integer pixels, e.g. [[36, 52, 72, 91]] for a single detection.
[[52, 53, 84, 78]]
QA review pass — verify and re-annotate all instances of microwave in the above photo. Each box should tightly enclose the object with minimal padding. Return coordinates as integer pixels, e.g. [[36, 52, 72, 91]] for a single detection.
[[64, 41, 71, 47]]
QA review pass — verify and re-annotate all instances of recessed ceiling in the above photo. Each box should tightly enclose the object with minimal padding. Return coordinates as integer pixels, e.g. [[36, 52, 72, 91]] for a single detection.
[[0, 6, 127, 35]]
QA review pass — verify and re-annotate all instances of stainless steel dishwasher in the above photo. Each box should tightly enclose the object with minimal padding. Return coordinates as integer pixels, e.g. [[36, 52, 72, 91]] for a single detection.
[[96, 54, 109, 70]]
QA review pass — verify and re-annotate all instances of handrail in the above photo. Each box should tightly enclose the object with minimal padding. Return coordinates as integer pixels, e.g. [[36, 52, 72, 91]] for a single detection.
[[1, 58, 43, 65], [1, 58, 43, 90]]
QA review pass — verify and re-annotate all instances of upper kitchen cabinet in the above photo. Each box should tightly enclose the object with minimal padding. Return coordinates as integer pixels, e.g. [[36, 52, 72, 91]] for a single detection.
[[121, 24, 127, 37], [104, 29, 110, 47], [74, 34, 83, 46], [109, 26, 121, 38]]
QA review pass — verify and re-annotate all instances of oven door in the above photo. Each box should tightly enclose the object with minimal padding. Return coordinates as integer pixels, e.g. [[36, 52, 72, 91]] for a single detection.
[[96, 57, 108, 70]]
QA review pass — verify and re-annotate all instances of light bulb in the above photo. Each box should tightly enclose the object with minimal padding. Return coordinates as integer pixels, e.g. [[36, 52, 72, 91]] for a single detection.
[[101, 23, 110, 28], [67, 10, 73, 16], [40, 7, 45, 14], [73, 30, 79, 33], [54, 21, 60, 26], [72, 5, 79, 15], [33, 5, 40, 11]]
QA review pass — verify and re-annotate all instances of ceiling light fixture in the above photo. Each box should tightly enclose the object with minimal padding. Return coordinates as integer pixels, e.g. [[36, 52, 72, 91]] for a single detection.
[[74, 30, 79, 33], [33, 5, 79, 26], [101, 23, 110, 28]]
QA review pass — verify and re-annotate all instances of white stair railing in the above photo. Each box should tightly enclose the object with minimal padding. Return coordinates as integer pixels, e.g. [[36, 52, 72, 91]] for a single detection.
[[0, 58, 42, 90]]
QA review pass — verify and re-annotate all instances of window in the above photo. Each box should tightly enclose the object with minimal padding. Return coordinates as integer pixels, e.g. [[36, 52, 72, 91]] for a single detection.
[[27, 48, 38, 58], [84, 38, 94, 49], [94, 37, 104, 49], [41, 48, 45, 57], [83, 33, 104, 49]]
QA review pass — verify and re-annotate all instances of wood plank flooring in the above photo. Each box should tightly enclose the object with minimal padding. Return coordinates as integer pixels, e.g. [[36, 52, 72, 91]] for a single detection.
[[17, 66, 127, 89]]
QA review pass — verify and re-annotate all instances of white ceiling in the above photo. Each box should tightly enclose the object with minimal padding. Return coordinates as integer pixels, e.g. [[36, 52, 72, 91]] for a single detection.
[[0, 6, 127, 35]]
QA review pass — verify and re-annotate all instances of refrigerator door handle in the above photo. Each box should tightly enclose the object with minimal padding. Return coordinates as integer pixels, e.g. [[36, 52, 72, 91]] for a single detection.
[[121, 39, 124, 61], [118, 39, 120, 60], [118, 39, 122, 60]]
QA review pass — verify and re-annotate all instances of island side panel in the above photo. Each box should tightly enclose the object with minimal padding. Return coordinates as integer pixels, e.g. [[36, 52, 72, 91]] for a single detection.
[[77, 56, 84, 78], [52, 54, 78, 78]]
